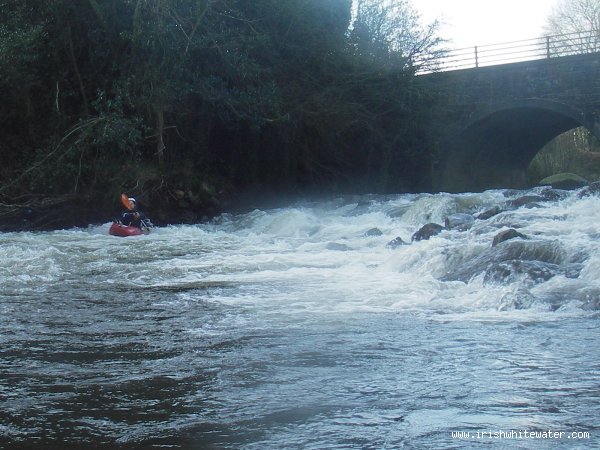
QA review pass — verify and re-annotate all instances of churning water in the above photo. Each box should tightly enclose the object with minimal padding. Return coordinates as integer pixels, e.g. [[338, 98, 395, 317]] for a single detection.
[[1, 188, 599, 449]]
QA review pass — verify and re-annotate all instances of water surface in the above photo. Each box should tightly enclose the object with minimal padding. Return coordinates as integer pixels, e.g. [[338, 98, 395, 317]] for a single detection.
[[1, 189, 599, 448]]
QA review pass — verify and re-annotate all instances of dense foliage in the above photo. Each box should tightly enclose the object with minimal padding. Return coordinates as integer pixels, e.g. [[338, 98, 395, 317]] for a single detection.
[[0, 0, 442, 218]]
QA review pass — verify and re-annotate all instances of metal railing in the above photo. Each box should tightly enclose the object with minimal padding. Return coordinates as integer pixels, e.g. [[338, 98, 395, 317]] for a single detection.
[[417, 30, 600, 74]]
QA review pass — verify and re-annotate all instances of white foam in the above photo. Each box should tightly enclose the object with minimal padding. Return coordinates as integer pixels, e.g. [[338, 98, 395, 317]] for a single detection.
[[2, 190, 598, 319]]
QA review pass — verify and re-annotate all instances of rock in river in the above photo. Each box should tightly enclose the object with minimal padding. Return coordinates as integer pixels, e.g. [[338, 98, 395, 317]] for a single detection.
[[412, 223, 444, 242]]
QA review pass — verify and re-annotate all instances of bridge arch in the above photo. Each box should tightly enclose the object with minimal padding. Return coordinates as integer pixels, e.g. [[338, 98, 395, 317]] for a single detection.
[[441, 99, 597, 192], [429, 51, 600, 192]]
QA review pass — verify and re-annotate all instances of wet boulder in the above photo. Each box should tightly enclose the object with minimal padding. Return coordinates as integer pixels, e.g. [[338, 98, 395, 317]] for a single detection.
[[444, 213, 475, 231], [484, 260, 560, 285], [411, 223, 444, 242], [523, 202, 543, 209], [578, 181, 600, 198], [387, 236, 407, 249], [502, 189, 523, 197], [498, 288, 538, 311], [441, 239, 567, 283], [492, 229, 528, 247], [535, 286, 600, 311], [365, 227, 383, 237], [538, 173, 588, 190], [505, 195, 545, 210], [476, 206, 502, 220], [539, 187, 570, 201], [494, 239, 566, 265]]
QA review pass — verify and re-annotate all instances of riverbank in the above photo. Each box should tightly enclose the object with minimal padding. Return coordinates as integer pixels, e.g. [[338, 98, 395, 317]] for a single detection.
[[0, 185, 333, 232], [0, 192, 222, 233], [2, 178, 598, 233]]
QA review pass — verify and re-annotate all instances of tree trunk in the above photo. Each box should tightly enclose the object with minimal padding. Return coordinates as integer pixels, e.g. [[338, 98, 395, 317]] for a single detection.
[[155, 107, 166, 164], [67, 27, 89, 116]]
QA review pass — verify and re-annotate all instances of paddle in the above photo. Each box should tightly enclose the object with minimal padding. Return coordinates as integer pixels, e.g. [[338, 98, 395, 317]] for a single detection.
[[120, 193, 134, 211], [140, 218, 153, 234]]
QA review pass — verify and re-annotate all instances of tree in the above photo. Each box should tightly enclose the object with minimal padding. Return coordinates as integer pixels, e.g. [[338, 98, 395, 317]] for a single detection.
[[348, 0, 443, 71], [331, 0, 443, 190], [0, 0, 445, 218], [534, 0, 600, 183], [544, 0, 600, 54], [528, 127, 600, 182]]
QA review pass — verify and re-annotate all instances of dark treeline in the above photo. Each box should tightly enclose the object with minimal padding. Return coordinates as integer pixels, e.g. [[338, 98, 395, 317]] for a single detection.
[[0, 0, 443, 224]]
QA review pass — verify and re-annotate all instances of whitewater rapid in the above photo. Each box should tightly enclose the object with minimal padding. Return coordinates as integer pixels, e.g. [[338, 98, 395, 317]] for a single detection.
[[1, 187, 599, 448]]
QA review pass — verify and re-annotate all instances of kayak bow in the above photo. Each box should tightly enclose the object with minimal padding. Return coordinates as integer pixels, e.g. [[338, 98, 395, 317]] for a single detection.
[[109, 222, 148, 237]]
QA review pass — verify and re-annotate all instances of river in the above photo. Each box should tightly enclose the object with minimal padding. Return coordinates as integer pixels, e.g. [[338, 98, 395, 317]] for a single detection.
[[1, 187, 599, 449]]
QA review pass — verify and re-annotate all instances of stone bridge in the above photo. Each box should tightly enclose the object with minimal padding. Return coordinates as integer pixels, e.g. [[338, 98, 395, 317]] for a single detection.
[[420, 52, 600, 192]]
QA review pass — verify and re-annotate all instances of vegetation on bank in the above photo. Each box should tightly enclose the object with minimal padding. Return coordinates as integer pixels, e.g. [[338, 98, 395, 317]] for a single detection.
[[0, 0, 444, 226], [532, 0, 600, 184], [528, 127, 600, 184]]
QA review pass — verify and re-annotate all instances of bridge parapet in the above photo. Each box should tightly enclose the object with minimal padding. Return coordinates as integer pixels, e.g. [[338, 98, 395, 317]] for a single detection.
[[419, 30, 600, 73]]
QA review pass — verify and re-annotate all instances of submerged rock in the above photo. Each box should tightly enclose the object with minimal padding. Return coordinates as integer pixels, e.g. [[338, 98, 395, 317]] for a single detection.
[[485, 260, 554, 284], [387, 236, 407, 249], [442, 239, 568, 283], [524, 202, 543, 209], [495, 239, 565, 264], [365, 227, 383, 237], [578, 181, 600, 198], [476, 205, 502, 220], [326, 242, 352, 251], [444, 213, 474, 231], [534, 286, 600, 311], [581, 292, 600, 310], [492, 229, 528, 247], [539, 187, 570, 201], [498, 288, 538, 311], [411, 223, 444, 242], [345, 201, 371, 216], [505, 195, 545, 209]]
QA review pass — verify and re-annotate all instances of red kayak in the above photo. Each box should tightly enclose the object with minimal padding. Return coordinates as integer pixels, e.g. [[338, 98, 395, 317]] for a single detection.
[[109, 222, 147, 237]]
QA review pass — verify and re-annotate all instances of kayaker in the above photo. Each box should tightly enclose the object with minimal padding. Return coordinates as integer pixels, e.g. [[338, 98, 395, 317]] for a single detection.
[[120, 197, 152, 229]]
